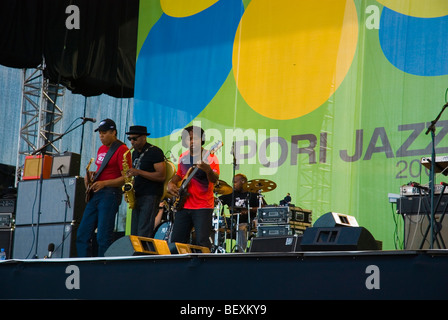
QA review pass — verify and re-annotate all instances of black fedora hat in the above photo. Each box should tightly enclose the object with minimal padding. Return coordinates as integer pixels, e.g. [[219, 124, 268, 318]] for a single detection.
[[125, 125, 150, 136]]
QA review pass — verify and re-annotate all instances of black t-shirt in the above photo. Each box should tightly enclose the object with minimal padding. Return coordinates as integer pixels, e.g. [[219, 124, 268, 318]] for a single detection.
[[220, 190, 259, 209], [132, 143, 165, 197], [219, 190, 260, 223]]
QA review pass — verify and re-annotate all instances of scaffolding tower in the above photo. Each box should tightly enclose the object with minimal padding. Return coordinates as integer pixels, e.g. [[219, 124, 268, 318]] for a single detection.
[[15, 65, 65, 185]]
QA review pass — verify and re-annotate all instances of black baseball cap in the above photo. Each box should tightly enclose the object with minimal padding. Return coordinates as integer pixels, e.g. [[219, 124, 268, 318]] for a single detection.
[[95, 119, 117, 132]]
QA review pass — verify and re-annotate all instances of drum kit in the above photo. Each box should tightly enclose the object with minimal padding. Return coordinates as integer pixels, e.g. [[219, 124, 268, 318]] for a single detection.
[[212, 178, 277, 253], [154, 177, 277, 253]]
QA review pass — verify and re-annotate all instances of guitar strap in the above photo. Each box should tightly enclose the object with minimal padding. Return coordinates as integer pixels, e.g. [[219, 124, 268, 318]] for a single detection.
[[93, 140, 124, 181]]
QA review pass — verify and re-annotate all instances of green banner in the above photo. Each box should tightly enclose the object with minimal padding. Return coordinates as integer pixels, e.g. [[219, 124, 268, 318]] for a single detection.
[[134, 0, 448, 250]]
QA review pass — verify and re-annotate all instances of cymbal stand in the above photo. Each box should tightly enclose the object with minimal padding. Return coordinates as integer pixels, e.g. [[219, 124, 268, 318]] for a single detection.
[[212, 196, 226, 253], [257, 190, 264, 208], [232, 210, 244, 253]]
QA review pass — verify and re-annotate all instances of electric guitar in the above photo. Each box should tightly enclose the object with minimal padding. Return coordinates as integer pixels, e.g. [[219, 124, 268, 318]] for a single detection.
[[173, 141, 222, 211]]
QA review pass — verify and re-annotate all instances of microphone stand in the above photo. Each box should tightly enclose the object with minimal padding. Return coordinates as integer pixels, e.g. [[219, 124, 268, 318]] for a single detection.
[[230, 140, 240, 253], [58, 166, 71, 257], [29, 118, 92, 258], [425, 102, 448, 249]]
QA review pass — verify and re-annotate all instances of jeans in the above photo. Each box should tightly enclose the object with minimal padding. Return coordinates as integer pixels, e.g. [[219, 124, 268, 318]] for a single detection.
[[76, 187, 122, 257], [170, 208, 213, 249], [131, 194, 161, 238]]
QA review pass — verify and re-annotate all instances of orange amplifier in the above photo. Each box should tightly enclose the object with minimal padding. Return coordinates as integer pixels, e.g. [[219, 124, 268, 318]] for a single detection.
[[23, 155, 53, 180]]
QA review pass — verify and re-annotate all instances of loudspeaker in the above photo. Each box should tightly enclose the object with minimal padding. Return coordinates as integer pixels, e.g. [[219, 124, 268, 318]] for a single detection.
[[300, 227, 380, 251], [249, 235, 301, 253], [23, 155, 53, 180], [313, 212, 359, 227], [50, 152, 81, 178], [168, 242, 211, 254], [403, 213, 448, 249], [15, 177, 86, 225], [13, 223, 78, 259], [0, 229, 13, 259], [104, 236, 171, 257]]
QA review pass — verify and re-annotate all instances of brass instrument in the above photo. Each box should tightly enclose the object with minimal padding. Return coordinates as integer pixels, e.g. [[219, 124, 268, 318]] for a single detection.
[[122, 148, 136, 209], [162, 159, 176, 200]]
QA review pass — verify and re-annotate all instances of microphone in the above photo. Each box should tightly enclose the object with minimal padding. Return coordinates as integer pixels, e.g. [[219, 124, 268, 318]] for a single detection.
[[80, 117, 96, 123], [47, 243, 55, 259]]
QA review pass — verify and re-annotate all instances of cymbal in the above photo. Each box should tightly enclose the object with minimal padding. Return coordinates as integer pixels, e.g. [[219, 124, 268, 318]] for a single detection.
[[214, 180, 233, 195], [244, 179, 276, 193]]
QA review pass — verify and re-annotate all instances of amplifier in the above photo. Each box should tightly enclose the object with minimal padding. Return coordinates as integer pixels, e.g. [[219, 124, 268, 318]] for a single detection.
[[0, 199, 15, 213], [257, 224, 291, 237], [290, 206, 312, 224], [23, 155, 53, 180], [397, 195, 448, 215], [400, 184, 448, 196], [50, 152, 81, 178], [257, 206, 312, 224], [257, 206, 291, 224], [0, 213, 12, 228]]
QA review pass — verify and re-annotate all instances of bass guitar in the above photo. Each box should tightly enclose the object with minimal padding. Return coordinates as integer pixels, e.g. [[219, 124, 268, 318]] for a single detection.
[[84, 158, 94, 203], [173, 140, 222, 211]]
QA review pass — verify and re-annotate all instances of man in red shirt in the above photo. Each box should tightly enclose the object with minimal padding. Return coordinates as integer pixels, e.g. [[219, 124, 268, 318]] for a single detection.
[[76, 119, 131, 257], [167, 125, 219, 249]]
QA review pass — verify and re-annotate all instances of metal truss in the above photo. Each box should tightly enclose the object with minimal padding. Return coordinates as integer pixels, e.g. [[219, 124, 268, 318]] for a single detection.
[[15, 65, 65, 183]]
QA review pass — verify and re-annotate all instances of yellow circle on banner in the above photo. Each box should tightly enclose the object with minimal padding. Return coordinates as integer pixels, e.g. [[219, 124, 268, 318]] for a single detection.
[[233, 0, 358, 120], [160, 0, 219, 17], [377, 0, 448, 18]]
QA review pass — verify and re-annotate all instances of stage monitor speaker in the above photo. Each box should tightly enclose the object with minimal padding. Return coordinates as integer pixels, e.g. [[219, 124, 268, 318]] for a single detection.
[[104, 236, 171, 257], [313, 212, 359, 228], [13, 223, 78, 259], [169, 242, 211, 254], [300, 227, 380, 251], [15, 177, 86, 225], [249, 235, 301, 253], [23, 155, 53, 180], [50, 152, 81, 178], [0, 229, 13, 259]]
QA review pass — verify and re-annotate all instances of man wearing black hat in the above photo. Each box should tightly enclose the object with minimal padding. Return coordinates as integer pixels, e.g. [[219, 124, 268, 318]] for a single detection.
[[125, 125, 166, 238], [77, 119, 131, 257]]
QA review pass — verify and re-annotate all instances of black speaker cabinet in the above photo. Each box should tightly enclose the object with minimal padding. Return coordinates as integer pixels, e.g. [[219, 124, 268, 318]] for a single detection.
[[15, 177, 86, 225], [50, 152, 81, 178], [249, 235, 301, 253], [402, 213, 448, 249], [13, 223, 78, 259], [300, 227, 380, 251]]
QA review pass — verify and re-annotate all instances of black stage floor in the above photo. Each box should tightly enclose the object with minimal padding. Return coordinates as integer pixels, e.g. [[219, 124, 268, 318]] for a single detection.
[[1, 249, 448, 301]]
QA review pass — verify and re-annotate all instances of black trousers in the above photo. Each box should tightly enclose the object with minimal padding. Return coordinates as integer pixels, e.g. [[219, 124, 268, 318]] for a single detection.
[[131, 194, 161, 238], [170, 208, 213, 249]]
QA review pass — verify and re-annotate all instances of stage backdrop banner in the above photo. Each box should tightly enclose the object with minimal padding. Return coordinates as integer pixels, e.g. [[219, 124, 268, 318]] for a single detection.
[[133, 0, 448, 250]]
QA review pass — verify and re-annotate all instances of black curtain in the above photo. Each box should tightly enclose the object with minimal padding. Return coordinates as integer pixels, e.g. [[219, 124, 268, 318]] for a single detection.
[[0, 0, 138, 98]]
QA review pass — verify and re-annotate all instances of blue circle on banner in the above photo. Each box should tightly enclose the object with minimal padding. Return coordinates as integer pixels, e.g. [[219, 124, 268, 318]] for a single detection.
[[379, 7, 448, 77], [134, 0, 243, 138]]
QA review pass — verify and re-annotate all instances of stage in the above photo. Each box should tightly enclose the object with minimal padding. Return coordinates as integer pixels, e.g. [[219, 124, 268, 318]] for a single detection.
[[1, 249, 448, 301]]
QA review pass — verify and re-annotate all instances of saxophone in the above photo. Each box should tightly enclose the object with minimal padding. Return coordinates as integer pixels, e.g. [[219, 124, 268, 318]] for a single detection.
[[122, 148, 136, 209]]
